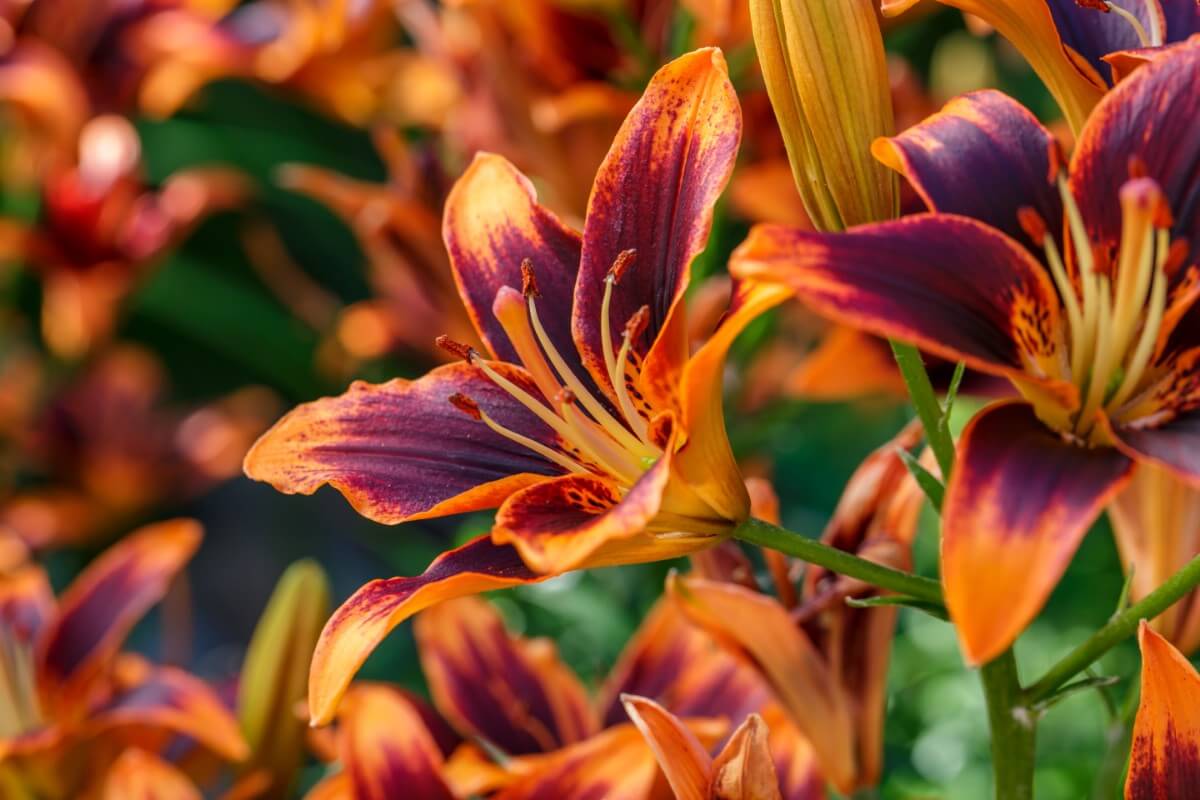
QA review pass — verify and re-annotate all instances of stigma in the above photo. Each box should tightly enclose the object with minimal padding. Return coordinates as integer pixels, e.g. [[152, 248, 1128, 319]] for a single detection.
[[440, 251, 665, 488], [1020, 172, 1185, 442]]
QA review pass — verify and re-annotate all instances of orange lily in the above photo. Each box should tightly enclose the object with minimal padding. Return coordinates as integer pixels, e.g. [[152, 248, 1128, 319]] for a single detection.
[[0, 520, 248, 796], [881, 0, 1200, 133], [1125, 621, 1200, 799], [732, 40, 1200, 664], [671, 426, 926, 794], [243, 48, 790, 723]]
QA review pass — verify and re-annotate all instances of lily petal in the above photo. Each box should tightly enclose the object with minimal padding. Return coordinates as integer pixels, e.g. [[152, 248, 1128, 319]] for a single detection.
[[101, 748, 202, 800], [622, 695, 713, 800], [943, 402, 1134, 665], [442, 153, 583, 367], [764, 708, 824, 800], [710, 714, 784, 800], [1045, 0, 1161, 84], [574, 47, 741, 404], [413, 596, 595, 756], [1115, 412, 1200, 486], [669, 574, 857, 794], [1126, 622, 1200, 799], [337, 684, 457, 800], [38, 519, 201, 712], [243, 364, 563, 526], [309, 537, 544, 727], [871, 90, 1062, 247], [88, 656, 251, 763], [1070, 37, 1200, 266], [731, 215, 1069, 394]]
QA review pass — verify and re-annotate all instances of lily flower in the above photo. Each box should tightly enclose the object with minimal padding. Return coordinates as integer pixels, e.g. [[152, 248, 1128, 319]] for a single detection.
[[1125, 621, 1200, 799], [881, 0, 1200, 133], [304, 594, 819, 799], [0, 520, 248, 796], [671, 426, 926, 794], [243, 48, 789, 723], [732, 39, 1200, 664]]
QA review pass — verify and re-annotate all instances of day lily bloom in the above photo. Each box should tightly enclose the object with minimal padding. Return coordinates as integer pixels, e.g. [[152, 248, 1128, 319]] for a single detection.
[[1109, 464, 1200, 654], [1125, 621, 1200, 799], [244, 47, 790, 723], [0, 520, 248, 795], [305, 594, 819, 799], [881, 0, 1200, 133], [732, 39, 1200, 664], [671, 426, 925, 794]]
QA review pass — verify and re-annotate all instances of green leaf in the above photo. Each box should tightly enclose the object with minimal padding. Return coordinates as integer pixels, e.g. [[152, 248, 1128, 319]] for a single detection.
[[897, 448, 945, 512]]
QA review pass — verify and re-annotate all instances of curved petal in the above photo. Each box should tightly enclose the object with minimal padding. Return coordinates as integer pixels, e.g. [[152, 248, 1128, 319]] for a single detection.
[[88, 657, 250, 763], [731, 215, 1071, 396], [1070, 38, 1200, 268], [37, 519, 201, 710], [492, 431, 674, 573], [710, 714, 784, 800], [101, 748, 202, 800], [675, 282, 791, 522], [1126, 622, 1200, 799], [1045, 0, 1162, 84], [574, 47, 741, 404], [413, 597, 595, 756], [1115, 411, 1200, 486], [765, 708, 824, 800], [668, 574, 857, 795], [308, 537, 545, 727], [872, 90, 1062, 247], [243, 363, 564, 526], [622, 695, 713, 800], [337, 684, 457, 800], [942, 402, 1134, 665], [442, 153, 583, 366]]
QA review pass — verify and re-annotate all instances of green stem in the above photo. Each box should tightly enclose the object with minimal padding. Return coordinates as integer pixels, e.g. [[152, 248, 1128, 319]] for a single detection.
[[730, 518, 943, 604], [1026, 552, 1200, 702], [889, 340, 956, 479], [980, 650, 1036, 800], [1090, 685, 1139, 800]]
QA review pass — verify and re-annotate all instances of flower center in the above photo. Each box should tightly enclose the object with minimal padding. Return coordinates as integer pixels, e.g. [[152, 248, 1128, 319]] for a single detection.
[[0, 624, 43, 738], [1020, 174, 1183, 442], [441, 251, 664, 487]]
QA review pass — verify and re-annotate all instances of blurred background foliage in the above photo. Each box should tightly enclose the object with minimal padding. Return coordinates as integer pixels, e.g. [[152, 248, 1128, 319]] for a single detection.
[[0, 2, 1144, 797]]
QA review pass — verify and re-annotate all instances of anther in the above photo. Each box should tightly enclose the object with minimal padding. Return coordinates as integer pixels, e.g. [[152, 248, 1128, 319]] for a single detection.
[[557, 387, 577, 406], [624, 305, 650, 341], [607, 249, 637, 284], [1018, 206, 1048, 244], [520, 258, 541, 299], [1074, 0, 1108, 9], [1047, 140, 1067, 184], [1165, 238, 1190, 279], [1128, 155, 1148, 180], [436, 335, 475, 362], [448, 393, 482, 420]]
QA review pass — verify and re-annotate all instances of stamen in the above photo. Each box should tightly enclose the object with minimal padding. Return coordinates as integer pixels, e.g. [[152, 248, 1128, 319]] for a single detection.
[[1023, 205, 1086, 383], [601, 249, 637, 390], [1110, 228, 1171, 412], [608, 249, 636, 285], [1164, 239, 1190, 279], [1058, 176, 1102, 383], [1076, 0, 1157, 46], [520, 258, 540, 299], [447, 393, 590, 475], [436, 335, 475, 361], [493, 287, 566, 403], [448, 392, 482, 420], [612, 306, 652, 442]]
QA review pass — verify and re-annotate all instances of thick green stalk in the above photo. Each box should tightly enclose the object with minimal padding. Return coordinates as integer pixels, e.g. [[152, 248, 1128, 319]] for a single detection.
[[730, 517, 943, 603], [1026, 552, 1200, 702], [980, 650, 1036, 800], [889, 340, 955, 479]]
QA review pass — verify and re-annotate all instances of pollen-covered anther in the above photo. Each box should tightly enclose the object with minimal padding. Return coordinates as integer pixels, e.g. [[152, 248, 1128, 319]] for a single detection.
[[606, 248, 637, 285], [1120, 177, 1166, 217], [557, 387, 577, 406], [624, 305, 650, 341], [435, 335, 476, 362], [1164, 239, 1190, 279], [1074, 0, 1109, 10], [1017, 206, 1048, 244], [520, 258, 541, 299], [447, 392, 482, 420], [1128, 155, 1149, 180]]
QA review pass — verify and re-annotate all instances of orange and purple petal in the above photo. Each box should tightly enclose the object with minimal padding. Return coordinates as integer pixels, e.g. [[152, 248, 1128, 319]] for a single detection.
[[101, 748, 203, 800], [710, 713, 784, 800], [1126, 622, 1200, 799], [942, 402, 1134, 665], [622, 695, 713, 800], [872, 90, 1061, 247], [731, 215, 1067, 390], [442, 153, 583, 367], [309, 537, 544, 727], [1045, 0, 1162, 84], [413, 596, 595, 756], [1070, 38, 1200, 265], [1115, 412, 1200, 486], [37, 519, 201, 711], [574, 47, 741, 400], [244, 363, 564, 526]]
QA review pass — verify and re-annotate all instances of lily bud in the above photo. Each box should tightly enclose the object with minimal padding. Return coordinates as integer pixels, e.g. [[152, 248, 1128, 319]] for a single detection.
[[237, 560, 331, 798], [749, 0, 897, 230]]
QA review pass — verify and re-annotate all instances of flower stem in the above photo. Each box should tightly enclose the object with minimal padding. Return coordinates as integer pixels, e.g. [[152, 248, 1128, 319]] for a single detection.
[[980, 649, 1036, 800], [889, 340, 956, 479], [730, 517, 943, 604], [1025, 552, 1200, 703]]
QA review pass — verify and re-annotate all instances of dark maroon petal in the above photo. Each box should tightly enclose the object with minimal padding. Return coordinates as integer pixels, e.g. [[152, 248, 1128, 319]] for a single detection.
[[874, 89, 1062, 249], [1116, 412, 1200, 485], [1046, 0, 1160, 84], [1162, 2, 1200, 41], [1070, 38, 1200, 269], [243, 363, 564, 526]]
